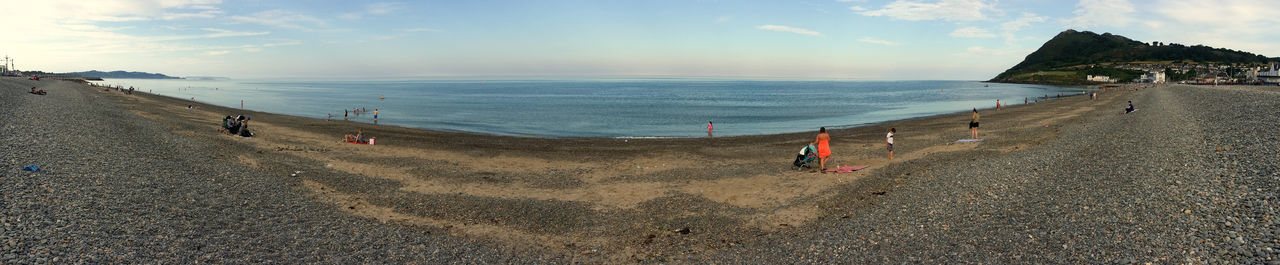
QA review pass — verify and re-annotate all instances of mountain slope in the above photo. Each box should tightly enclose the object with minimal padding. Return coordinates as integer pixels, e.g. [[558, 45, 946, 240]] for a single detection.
[[991, 30, 1274, 84], [63, 70, 180, 79]]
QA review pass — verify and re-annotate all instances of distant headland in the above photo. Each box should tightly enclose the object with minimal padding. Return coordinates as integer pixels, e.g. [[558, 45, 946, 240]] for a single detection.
[[62, 70, 182, 79], [991, 29, 1280, 85]]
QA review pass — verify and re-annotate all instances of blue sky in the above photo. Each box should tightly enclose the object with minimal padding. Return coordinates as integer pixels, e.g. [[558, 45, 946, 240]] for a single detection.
[[0, 0, 1276, 80]]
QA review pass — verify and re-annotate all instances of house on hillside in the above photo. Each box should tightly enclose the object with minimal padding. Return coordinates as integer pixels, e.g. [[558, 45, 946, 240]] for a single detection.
[[1137, 71, 1166, 83], [1086, 75, 1114, 83], [1258, 63, 1280, 84]]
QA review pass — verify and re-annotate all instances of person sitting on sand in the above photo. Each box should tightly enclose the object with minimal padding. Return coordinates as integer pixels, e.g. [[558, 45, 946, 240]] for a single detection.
[[1125, 101, 1135, 113], [223, 115, 240, 135], [969, 108, 980, 139], [344, 129, 367, 143], [810, 127, 831, 172], [29, 87, 46, 95], [235, 115, 254, 137]]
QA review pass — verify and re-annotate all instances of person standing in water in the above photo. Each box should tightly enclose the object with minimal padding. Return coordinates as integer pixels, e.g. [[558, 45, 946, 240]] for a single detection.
[[373, 109, 379, 124], [811, 127, 831, 172], [969, 108, 980, 139], [707, 121, 713, 134]]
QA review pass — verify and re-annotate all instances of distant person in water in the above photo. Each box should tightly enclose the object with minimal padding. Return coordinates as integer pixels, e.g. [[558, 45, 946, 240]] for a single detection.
[[373, 109, 379, 123], [706, 121, 713, 137], [811, 127, 831, 172], [886, 128, 895, 160], [969, 108, 980, 139], [344, 109, 349, 120]]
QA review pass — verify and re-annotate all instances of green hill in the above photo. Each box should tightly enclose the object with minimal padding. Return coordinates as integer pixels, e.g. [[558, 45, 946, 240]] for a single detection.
[[64, 70, 181, 79], [990, 30, 1275, 85]]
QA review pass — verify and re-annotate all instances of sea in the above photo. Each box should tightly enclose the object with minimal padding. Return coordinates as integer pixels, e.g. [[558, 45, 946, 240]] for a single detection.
[[95, 78, 1090, 138]]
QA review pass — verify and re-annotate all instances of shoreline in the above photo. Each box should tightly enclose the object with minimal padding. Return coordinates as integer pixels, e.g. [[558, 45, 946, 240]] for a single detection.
[[90, 78, 1090, 139]]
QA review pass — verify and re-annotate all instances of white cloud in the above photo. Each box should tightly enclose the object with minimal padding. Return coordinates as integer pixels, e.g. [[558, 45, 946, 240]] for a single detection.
[[231, 10, 326, 31], [339, 13, 363, 20], [1144, 0, 1280, 56], [205, 50, 230, 55], [405, 28, 442, 32], [858, 37, 899, 46], [859, 0, 998, 22], [757, 25, 822, 36], [716, 16, 732, 23], [197, 28, 269, 38], [366, 2, 402, 15], [340, 2, 403, 20], [848, 6, 866, 11], [1062, 0, 1134, 29], [950, 26, 996, 38], [161, 9, 223, 20], [999, 13, 1046, 44]]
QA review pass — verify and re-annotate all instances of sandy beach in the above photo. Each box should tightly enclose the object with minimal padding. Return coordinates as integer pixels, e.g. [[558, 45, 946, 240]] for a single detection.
[[4, 77, 1278, 263]]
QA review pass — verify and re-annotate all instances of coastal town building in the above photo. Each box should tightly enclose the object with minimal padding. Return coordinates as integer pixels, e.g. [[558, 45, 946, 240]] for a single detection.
[[1259, 63, 1280, 84], [1137, 71, 1166, 83], [1086, 75, 1114, 83]]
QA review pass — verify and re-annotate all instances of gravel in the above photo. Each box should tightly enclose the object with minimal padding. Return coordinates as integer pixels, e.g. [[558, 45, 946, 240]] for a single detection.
[[704, 84, 1280, 263], [0, 78, 562, 263], [6, 79, 1277, 263]]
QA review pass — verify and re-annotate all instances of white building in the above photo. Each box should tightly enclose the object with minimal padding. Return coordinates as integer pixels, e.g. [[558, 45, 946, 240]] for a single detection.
[[1138, 71, 1166, 83], [1260, 63, 1280, 84], [1260, 63, 1280, 77], [1086, 75, 1113, 83]]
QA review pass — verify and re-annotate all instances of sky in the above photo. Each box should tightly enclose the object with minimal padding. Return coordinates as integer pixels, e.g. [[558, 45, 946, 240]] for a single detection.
[[0, 0, 1277, 80]]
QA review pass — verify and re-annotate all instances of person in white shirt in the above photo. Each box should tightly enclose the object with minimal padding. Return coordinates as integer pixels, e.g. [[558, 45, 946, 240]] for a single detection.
[[887, 128, 895, 160]]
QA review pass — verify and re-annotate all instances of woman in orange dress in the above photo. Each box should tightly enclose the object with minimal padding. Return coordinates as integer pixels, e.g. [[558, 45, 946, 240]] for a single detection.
[[811, 127, 831, 171]]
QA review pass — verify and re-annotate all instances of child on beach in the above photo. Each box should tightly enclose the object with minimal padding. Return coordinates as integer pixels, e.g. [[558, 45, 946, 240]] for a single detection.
[[373, 109, 379, 122], [1124, 101, 1135, 113], [811, 127, 831, 172], [887, 128, 895, 160], [969, 109, 980, 139], [345, 129, 366, 143]]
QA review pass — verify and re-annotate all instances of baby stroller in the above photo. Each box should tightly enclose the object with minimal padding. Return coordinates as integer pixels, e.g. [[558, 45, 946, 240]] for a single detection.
[[791, 144, 818, 170]]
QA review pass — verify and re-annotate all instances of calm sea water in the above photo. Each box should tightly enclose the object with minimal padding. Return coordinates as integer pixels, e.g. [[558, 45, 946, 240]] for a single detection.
[[96, 78, 1088, 138]]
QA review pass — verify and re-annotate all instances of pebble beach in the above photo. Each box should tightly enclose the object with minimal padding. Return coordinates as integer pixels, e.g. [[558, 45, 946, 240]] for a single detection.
[[3, 77, 1278, 263]]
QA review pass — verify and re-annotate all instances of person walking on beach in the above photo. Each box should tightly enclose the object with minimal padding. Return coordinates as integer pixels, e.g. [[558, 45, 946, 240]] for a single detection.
[[811, 127, 832, 172], [969, 108, 980, 139], [886, 128, 895, 160]]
